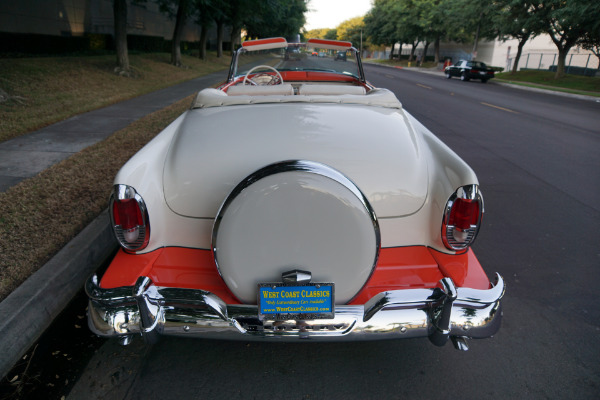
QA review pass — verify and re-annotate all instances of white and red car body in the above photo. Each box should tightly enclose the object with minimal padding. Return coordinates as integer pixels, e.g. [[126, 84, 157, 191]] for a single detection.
[[87, 38, 504, 350]]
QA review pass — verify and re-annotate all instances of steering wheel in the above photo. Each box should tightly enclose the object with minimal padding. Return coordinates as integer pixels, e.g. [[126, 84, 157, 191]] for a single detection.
[[243, 65, 284, 86]]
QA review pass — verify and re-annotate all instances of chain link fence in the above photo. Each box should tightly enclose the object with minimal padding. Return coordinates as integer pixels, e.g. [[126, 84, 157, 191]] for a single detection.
[[509, 53, 600, 76]]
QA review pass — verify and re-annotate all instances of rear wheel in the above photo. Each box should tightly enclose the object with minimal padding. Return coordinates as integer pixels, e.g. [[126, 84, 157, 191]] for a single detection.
[[460, 72, 469, 81]]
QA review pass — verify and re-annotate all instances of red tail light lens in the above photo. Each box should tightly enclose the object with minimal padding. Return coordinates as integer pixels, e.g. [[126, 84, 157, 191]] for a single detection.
[[112, 199, 143, 230], [110, 185, 150, 252], [448, 198, 480, 230], [442, 185, 483, 252]]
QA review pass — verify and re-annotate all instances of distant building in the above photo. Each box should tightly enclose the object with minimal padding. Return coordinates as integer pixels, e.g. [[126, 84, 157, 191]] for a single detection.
[[421, 36, 597, 73], [0, 0, 222, 53]]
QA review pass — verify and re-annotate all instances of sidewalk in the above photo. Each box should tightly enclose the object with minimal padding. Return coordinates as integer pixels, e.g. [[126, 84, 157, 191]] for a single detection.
[[0, 70, 227, 192], [0, 70, 226, 379]]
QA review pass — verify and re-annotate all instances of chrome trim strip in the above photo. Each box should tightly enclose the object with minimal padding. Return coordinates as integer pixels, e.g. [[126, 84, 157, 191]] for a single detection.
[[86, 274, 504, 349], [211, 160, 381, 303]]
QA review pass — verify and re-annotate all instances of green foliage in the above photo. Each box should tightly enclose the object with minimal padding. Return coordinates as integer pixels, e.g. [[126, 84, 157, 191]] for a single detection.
[[492, 1, 544, 41], [365, 0, 461, 46], [244, 0, 307, 39], [324, 29, 337, 40], [305, 28, 329, 39], [533, 0, 600, 77], [336, 16, 365, 45]]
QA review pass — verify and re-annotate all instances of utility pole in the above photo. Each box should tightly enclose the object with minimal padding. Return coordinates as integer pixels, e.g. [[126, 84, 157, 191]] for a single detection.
[[360, 29, 363, 55]]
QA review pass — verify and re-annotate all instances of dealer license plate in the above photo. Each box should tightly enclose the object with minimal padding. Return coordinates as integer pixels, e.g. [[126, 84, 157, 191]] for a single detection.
[[258, 282, 334, 320]]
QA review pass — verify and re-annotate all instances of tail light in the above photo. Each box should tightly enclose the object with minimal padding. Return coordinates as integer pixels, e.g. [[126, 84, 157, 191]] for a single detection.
[[441, 185, 483, 252], [110, 184, 150, 252]]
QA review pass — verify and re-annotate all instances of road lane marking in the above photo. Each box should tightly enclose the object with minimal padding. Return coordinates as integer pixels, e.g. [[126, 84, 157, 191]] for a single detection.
[[416, 83, 432, 90], [481, 102, 519, 114]]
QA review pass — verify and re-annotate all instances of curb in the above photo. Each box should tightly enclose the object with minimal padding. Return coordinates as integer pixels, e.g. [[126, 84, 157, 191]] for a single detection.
[[0, 210, 117, 379], [493, 81, 600, 102], [0, 70, 227, 379]]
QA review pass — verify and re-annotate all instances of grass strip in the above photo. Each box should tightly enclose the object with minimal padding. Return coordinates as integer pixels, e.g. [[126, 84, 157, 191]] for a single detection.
[[494, 79, 600, 97], [0, 95, 193, 301], [0, 53, 230, 143], [495, 70, 600, 96]]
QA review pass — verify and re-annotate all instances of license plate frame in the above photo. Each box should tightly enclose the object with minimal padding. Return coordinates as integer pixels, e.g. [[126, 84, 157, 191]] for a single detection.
[[258, 282, 335, 320]]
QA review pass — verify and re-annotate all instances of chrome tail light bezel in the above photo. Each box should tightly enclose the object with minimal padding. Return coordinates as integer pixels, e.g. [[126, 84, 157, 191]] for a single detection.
[[441, 184, 484, 252], [109, 184, 150, 252]]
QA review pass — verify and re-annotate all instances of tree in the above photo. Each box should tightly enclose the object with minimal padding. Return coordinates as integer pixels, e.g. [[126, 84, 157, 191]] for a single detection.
[[493, 1, 545, 74], [156, 0, 197, 66], [196, 0, 216, 60], [417, 0, 453, 64], [113, 0, 129, 73], [227, 0, 246, 54], [393, 0, 425, 62], [244, 0, 308, 40], [536, 0, 600, 78], [444, 0, 496, 58], [324, 29, 337, 40], [336, 16, 364, 46], [580, 32, 600, 70], [305, 28, 330, 39], [212, 0, 228, 57], [364, 0, 401, 60]]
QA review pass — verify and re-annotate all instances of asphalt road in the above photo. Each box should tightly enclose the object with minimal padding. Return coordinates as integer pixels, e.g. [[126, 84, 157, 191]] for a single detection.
[[65, 66, 599, 399]]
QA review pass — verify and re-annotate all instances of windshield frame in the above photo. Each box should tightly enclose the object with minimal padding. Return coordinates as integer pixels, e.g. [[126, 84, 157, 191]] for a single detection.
[[226, 39, 366, 84]]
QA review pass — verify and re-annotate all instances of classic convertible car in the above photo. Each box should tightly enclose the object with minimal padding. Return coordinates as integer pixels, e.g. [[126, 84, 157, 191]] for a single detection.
[[86, 38, 504, 351]]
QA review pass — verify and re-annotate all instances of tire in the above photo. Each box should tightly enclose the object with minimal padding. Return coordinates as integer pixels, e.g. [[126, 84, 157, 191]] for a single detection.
[[460, 72, 469, 82], [445, 71, 452, 79]]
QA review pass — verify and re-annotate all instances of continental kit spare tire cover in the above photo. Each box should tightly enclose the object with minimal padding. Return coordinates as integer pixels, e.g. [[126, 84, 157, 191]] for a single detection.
[[212, 160, 380, 304]]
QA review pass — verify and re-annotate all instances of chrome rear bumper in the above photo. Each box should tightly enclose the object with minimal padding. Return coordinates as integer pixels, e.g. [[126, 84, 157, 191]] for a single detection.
[[86, 274, 504, 350]]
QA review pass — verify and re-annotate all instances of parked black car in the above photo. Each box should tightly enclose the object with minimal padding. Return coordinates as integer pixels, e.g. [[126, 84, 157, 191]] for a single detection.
[[445, 60, 495, 82], [335, 51, 347, 61]]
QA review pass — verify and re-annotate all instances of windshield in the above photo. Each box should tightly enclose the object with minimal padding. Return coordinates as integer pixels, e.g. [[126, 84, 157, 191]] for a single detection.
[[231, 43, 362, 81]]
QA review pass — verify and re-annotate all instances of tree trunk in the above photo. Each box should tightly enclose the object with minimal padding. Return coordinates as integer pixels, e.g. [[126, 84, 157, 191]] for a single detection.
[[422, 41, 430, 66], [511, 34, 529, 74], [594, 49, 600, 69], [409, 41, 418, 62], [230, 27, 241, 55], [199, 24, 208, 60], [171, 0, 188, 67], [389, 42, 395, 60], [434, 36, 440, 64], [472, 13, 482, 58], [555, 46, 570, 79], [216, 21, 224, 58], [113, 0, 129, 72]]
